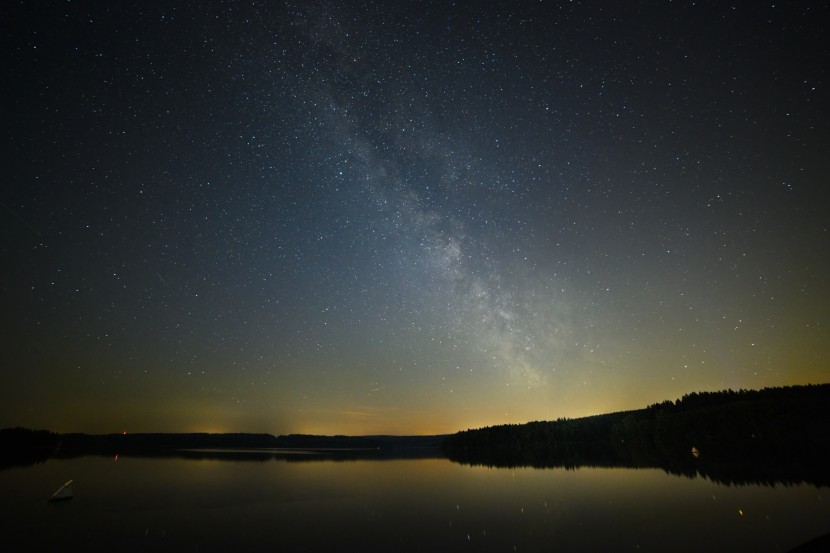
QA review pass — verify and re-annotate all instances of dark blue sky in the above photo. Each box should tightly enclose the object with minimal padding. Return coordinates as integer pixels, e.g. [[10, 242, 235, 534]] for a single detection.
[[2, 1, 828, 434]]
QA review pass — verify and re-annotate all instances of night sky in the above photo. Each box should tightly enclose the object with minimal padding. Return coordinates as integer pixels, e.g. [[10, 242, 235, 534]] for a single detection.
[[2, 1, 828, 435]]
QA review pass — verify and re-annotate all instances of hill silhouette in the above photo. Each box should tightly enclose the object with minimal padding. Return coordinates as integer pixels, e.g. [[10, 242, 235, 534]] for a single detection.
[[443, 383, 830, 486]]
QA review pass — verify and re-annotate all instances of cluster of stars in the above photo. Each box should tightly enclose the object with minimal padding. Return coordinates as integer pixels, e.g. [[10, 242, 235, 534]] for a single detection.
[[1, 1, 827, 434]]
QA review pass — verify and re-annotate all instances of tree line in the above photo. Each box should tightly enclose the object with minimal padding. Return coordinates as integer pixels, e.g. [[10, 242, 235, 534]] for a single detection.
[[443, 384, 830, 486]]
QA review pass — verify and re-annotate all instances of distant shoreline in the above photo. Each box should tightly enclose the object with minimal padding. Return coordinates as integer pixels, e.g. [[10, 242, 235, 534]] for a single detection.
[[0, 429, 449, 468]]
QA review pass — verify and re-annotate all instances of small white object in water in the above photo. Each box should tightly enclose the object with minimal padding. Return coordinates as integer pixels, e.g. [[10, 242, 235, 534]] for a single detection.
[[50, 480, 74, 501]]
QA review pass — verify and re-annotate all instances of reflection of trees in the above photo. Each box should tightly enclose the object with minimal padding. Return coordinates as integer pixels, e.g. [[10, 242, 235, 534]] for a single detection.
[[443, 384, 830, 487], [0, 427, 56, 469]]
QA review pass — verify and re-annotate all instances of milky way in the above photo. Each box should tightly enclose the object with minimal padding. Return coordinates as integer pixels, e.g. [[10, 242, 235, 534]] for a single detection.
[[2, 1, 828, 434]]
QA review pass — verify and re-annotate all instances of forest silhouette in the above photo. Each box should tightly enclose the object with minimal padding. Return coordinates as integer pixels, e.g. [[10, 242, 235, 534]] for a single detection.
[[443, 384, 830, 487]]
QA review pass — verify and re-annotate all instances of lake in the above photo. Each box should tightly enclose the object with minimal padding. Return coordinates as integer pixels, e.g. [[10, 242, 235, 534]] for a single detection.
[[2, 452, 828, 552]]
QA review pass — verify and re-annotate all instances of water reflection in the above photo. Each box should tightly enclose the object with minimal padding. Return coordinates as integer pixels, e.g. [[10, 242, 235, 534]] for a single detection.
[[1, 454, 828, 552], [61, 445, 445, 463], [444, 446, 830, 489], [5, 444, 829, 490]]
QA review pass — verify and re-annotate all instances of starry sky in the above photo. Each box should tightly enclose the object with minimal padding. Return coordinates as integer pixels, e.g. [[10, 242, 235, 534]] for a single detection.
[[2, 1, 828, 435]]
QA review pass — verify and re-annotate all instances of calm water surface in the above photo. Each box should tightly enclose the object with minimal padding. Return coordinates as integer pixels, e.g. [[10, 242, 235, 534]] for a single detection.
[[2, 454, 828, 552]]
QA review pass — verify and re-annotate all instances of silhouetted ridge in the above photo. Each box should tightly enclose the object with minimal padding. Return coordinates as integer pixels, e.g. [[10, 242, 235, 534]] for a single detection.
[[443, 384, 830, 486]]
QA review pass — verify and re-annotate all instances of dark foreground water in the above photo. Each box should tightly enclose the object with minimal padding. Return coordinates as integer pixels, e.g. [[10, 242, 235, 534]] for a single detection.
[[2, 452, 828, 552]]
